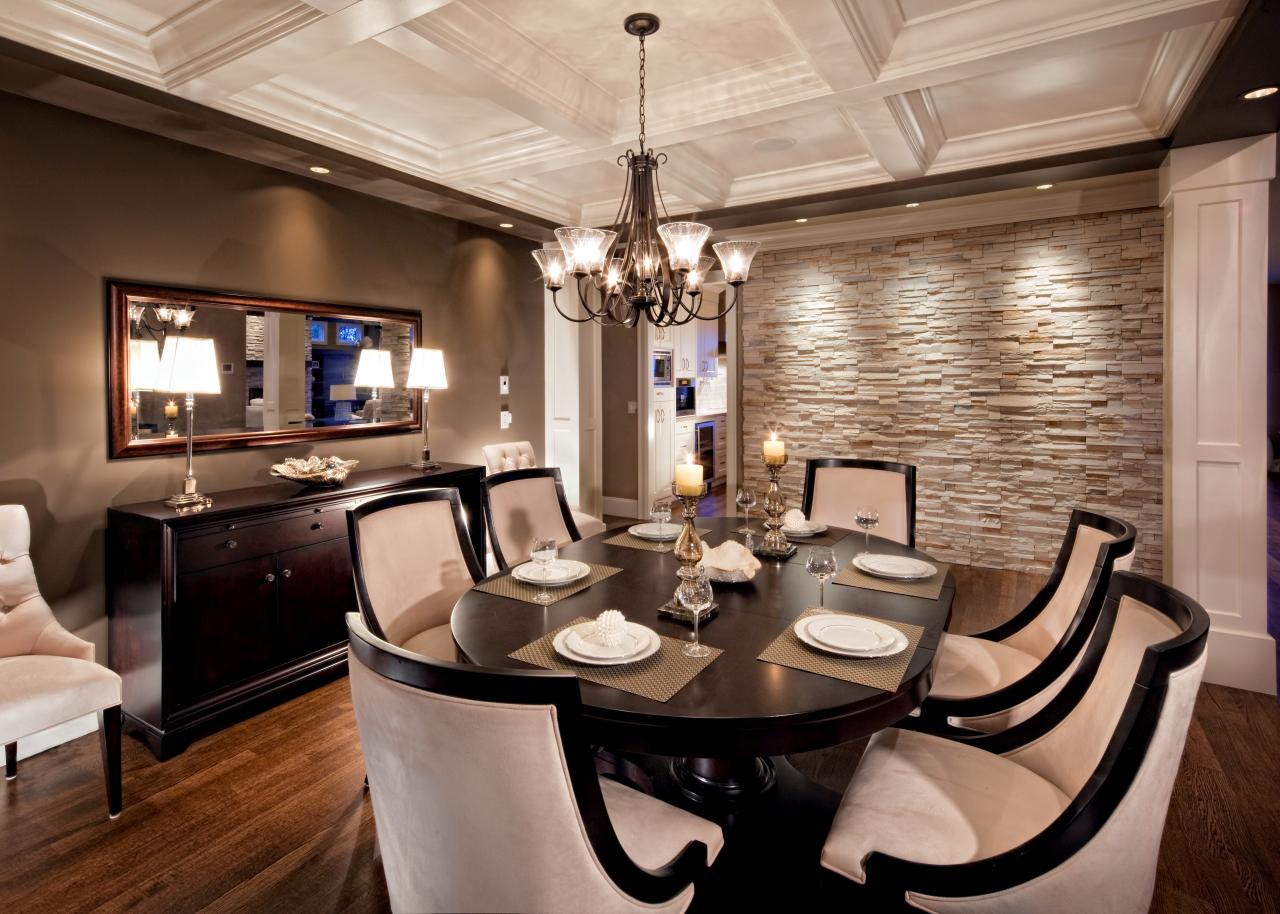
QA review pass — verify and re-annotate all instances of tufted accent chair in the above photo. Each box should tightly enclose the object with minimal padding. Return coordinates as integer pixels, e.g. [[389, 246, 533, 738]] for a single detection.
[[480, 441, 606, 541], [0, 505, 123, 817]]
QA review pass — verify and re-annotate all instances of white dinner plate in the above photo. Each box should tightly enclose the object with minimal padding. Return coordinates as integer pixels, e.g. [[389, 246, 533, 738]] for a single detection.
[[554, 623, 660, 666], [782, 523, 828, 537], [795, 614, 908, 658], [853, 553, 938, 581], [629, 522, 679, 542], [511, 559, 591, 586], [565, 621, 653, 660]]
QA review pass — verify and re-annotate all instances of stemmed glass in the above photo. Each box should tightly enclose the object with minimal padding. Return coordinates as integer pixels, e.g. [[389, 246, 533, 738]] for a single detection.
[[678, 568, 714, 659], [735, 487, 757, 548], [854, 507, 880, 556], [530, 537, 558, 605], [806, 546, 838, 608], [650, 498, 672, 537]]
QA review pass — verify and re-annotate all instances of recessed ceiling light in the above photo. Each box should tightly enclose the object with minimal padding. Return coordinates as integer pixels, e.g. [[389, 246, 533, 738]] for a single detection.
[[794, 217, 808, 223], [1241, 86, 1277, 100], [309, 166, 330, 174], [1036, 183, 1054, 190], [905, 202, 920, 208], [499, 222, 514, 228], [753, 136, 796, 153]]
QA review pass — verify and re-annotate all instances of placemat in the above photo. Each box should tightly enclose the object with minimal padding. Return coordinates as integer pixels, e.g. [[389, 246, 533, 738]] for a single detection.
[[757, 608, 925, 691], [734, 525, 851, 547], [473, 563, 622, 605], [833, 559, 950, 600], [510, 615, 722, 702], [603, 527, 711, 553]]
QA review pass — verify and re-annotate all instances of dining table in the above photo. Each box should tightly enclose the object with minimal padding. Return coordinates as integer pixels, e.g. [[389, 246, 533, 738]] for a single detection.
[[450, 515, 955, 811]]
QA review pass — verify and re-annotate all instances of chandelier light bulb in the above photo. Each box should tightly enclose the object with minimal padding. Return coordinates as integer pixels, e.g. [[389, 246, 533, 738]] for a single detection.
[[172, 307, 195, 330], [605, 257, 625, 294], [153, 304, 175, 323], [685, 255, 715, 293], [532, 248, 568, 291], [713, 240, 760, 286], [657, 222, 711, 273]]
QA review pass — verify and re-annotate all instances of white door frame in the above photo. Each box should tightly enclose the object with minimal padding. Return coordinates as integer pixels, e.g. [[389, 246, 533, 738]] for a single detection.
[[544, 289, 602, 515]]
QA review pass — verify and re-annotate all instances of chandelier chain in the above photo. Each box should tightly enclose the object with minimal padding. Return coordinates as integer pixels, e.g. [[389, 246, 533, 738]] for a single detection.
[[637, 34, 646, 152]]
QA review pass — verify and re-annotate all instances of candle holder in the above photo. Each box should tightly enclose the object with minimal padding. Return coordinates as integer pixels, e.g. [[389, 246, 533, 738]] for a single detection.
[[658, 481, 719, 625], [755, 456, 797, 560]]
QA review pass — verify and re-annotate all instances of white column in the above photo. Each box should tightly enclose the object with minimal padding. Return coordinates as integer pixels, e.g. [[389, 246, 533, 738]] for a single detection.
[[1160, 133, 1276, 694]]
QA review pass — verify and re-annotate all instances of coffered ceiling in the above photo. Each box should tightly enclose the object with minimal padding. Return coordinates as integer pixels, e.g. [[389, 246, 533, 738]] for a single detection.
[[0, 0, 1243, 228]]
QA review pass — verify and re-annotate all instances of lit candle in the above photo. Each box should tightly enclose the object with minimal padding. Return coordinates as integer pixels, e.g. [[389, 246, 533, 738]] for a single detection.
[[674, 452, 704, 495], [763, 432, 786, 465], [164, 400, 179, 420]]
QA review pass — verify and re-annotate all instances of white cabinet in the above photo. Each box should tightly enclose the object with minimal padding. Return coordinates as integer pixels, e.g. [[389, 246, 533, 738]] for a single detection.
[[675, 321, 696, 377], [649, 387, 675, 504], [696, 320, 718, 378], [674, 418, 695, 467]]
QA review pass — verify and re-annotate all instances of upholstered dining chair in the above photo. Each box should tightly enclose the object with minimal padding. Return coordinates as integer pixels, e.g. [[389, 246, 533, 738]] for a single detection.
[[346, 488, 483, 662], [346, 612, 723, 913], [821, 571, 1208, 913], [480, 440, 606, 539], [0, 505, 122, 817], [801, 458, 917, 546], [911, 509, 1136, 738], [482, 466, 589, 570]]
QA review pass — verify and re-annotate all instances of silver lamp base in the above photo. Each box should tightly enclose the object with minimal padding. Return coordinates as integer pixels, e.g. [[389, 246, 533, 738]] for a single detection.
[[164, 492, 212, 510], [409, 460, 441, 470]]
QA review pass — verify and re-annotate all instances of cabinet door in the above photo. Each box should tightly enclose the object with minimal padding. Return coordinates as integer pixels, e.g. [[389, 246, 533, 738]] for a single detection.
[[677, 321, 697, 374], [276, 538, 354, 660], [654, 408, 673, 500], [697, 321, 718, 376], [173, 554, 278, 707]]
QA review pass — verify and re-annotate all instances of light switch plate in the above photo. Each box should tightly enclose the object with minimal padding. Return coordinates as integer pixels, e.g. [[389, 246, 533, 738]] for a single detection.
[[500, 409, 512, 429], [627, 401, 637, 414], [499, 375, 509, 396]]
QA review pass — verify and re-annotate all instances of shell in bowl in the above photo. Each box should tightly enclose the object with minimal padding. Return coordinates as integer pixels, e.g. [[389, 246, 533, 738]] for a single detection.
[[698, 540, 762, 584], [270, 456, 359, 487]]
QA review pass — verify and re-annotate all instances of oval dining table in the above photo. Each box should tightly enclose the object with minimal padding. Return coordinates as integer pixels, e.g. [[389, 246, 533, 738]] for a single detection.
[[451, 515, 954, 813]]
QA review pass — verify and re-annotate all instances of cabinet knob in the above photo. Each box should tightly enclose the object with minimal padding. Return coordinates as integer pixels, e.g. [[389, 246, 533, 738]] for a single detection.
[[264, 573, 276, 583], [282, 568, 292, 579], [225, 539, 238, 549], [311, 522, 324, 530]]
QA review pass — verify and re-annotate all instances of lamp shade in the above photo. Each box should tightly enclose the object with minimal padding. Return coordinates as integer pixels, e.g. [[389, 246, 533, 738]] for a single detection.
[[354, 348, 394, 389], [156, 336, 221, 395], [406, 348, 447, 390], [128, 339, 161, 391], [329, 384, 357, 401]]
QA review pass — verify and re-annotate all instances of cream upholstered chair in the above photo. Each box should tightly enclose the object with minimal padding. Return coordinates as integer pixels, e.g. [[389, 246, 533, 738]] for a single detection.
[[346, 612, 723, 913], [801, 458, 917, 546], [481, 440, 606, 539], [0, 505, 122, 817], [483, 467, 590, 569], [346, 488, 483, 662], [821, 571, 1208, 913], [910, 509, 1136, 737]]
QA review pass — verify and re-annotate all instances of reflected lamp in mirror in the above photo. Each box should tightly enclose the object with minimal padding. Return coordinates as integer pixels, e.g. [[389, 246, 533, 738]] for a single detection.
[[128, 339, 161, 441], [353, 348, 394, 424], [156, 336, 221, 509], [406, 348, 447, 470], [329, 383, 357, 424]]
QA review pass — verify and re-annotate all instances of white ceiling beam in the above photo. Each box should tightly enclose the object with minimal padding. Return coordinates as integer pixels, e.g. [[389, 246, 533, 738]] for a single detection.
[[653, 145, 733, 210]]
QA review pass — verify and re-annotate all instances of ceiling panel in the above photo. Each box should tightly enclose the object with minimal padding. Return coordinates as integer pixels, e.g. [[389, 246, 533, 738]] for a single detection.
[[682, 109, 869, 177], [64, 0, 199, 32]]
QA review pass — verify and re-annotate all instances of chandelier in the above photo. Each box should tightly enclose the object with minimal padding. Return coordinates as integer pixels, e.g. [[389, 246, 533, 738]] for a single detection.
[[532, 13, 760, 328]]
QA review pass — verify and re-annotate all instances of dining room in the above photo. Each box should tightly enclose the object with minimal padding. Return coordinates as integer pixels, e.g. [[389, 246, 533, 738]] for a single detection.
[[1, 1, 1278, 913]]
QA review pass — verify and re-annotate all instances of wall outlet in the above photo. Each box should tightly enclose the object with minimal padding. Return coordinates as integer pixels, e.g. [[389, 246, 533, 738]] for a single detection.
[[500, 409, 512, 429], [627, 401, 637, 414], [499, 374, 509, 396]]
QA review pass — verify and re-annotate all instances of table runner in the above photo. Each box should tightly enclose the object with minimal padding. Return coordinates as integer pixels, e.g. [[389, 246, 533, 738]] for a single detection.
[[602, 527, 711, 553], [510, 615, 721, 702], [472, 563, 622, 605], [833, 559, 950, 600], [757, 608, 925, 691]]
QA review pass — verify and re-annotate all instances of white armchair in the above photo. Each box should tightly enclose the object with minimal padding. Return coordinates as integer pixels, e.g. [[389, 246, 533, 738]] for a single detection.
[[0, 505, 122, 817], [480, 441, 606, 538]]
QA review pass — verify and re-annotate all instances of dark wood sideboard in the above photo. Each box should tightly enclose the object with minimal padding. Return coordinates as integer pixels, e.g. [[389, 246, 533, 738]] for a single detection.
[[107, 463, 485, 759]]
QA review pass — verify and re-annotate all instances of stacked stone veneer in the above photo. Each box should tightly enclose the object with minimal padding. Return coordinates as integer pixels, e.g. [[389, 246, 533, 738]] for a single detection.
[[741, 208, 1163, 575]]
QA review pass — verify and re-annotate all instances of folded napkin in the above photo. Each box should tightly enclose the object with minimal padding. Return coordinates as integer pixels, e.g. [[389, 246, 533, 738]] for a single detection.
[[783, 508, 814, 530], [699, 540, 763, 583]]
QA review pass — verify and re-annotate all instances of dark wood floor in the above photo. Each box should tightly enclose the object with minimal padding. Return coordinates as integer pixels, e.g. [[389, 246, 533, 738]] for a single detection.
[[3, 562, 1277, 913]]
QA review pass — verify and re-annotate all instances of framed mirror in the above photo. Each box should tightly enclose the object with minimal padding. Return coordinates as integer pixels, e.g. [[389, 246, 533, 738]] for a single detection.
[[107, 281, 422, 459]]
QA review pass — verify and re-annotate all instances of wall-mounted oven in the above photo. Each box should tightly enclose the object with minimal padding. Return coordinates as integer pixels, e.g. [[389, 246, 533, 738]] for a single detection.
[[652, 349, 673, 387]]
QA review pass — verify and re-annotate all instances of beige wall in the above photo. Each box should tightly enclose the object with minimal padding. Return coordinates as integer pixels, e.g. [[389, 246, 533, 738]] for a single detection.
[[0, 91, 543, 643], [601, 324, 639, 501], [740, 209, 1164, 575]]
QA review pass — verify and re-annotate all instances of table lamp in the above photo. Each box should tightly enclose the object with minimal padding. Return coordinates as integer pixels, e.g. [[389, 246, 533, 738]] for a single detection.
[[329, 383, 357, 422], [128, 339, 160, 441], [354, 348, 394, 423], [156, 336, 221, 509], [405, 348, 447, 469]]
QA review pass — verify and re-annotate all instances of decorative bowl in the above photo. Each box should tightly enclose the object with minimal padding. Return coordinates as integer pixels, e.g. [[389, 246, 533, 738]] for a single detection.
[[270, 456, 359, 487]]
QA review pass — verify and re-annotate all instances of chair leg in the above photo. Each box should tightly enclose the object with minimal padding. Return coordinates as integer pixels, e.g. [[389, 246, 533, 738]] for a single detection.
[[99, 706, 122, 819], [4, 742, 15, 781]]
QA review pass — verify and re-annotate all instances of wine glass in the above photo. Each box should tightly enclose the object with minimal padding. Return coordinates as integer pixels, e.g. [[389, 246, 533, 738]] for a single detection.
[[806, 546, 838, 608], [678, 569, 714, 659], [650, 498, 672, 537], [530, 537, 558, 605], [735, 487, 757, 548], [854, 507, 880, 556]]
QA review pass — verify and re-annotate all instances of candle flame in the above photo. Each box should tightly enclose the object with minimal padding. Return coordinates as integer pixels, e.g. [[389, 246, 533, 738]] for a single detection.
[[685, 452, 695, 465], [769, 431, 778, 442]]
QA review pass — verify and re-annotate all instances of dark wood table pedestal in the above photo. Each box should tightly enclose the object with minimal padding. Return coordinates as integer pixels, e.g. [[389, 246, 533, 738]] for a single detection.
[[672, 755, 777, 805]]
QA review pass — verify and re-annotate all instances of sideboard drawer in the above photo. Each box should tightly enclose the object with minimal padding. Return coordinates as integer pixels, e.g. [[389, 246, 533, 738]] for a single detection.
[[177, 509, 342, 572]]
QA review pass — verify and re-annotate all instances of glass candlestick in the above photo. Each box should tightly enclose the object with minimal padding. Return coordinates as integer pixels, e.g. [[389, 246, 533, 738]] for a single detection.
[[659, 481, 717, 624], [757, 456, 797, 558]]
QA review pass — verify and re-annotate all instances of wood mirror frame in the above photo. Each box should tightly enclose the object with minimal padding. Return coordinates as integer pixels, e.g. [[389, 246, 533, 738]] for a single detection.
[[107, 280, 422, 459]]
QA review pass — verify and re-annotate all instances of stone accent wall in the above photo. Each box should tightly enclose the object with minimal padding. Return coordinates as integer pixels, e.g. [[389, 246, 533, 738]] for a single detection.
[[245, 313, 265, 360], [741, 208, 1163, 575]]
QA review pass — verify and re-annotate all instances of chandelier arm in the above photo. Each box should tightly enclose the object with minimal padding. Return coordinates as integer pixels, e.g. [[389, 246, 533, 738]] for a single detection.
[[691, 284, 742, 320], [549, 288, 596, 324], [576, 275, 616, 319]]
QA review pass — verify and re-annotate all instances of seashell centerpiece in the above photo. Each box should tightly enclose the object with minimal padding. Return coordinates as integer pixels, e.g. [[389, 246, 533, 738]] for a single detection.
[[270, 456, 359, 488]]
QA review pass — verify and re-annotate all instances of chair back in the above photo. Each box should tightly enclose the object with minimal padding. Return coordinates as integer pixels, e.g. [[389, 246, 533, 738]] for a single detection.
[[481, 440, 537, 476], [347, 489, 482, 646], [0, 505, 60, 659], [482, 468, 581, 569], [346, 613, 707, 913], [801, 458, 916, 546]]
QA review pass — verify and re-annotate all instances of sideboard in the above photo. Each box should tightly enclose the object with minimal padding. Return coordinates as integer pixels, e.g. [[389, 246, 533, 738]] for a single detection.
[[106, 463, 485, 759]]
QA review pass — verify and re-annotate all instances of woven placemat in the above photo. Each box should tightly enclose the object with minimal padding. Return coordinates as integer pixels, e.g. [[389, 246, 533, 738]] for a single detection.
[[757, 608, 925, 691], [734, 525, 850, 547], [602, 527, 711, 553], [473, 563, 622, 605], [833, 559, 950, 600], [510, 615, 721, 702]]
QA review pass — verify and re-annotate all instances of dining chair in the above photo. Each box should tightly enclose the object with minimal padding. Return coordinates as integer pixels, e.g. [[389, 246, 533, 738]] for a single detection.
[[0, 504, 122, 818], [801, 458, 917, 546], [911, 508, 1136, 736], [347, 488, 483, 662], [481, 440, 606, 539], [821, 571, 1208, 913], [346, 612, 722, 913], [482, 466, 585, 570]]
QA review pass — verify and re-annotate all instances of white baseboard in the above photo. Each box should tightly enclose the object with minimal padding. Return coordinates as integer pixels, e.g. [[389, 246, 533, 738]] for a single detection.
[[15, 714, 99, 761], [602, 497, 639, 519], [1203, 627, 1277, 695]]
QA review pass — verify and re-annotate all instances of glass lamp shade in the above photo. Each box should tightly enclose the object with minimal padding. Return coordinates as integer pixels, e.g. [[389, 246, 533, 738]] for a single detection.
[[329, 384, 357, 401], [604, 257, 626, 294], [657, 222, 711, 273], [354, 348, 394, 390], [633, 241, 661, 282], [406, 347, 447, 390], [554, 227, 612, 275], [532, 248, 567, 291], [685, 255, 715, 292], [712, 240, 761, 285], [156, 336, 221, 395], [128, 339, 161, 391]]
